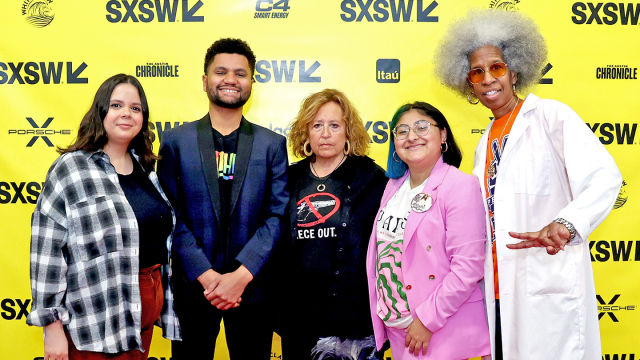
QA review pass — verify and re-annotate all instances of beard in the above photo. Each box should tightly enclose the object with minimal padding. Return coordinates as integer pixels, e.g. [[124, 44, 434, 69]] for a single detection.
[[207, 86, 251, 109]]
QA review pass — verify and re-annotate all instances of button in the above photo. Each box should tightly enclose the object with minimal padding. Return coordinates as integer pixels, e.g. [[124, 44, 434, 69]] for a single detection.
[[334, 271, 340, 275], [426, 245, 432, 252], [429, 275, 435, 281], [346, 199, 351, 203], [342, 223, 347, 227], [406, 285, 412, 290], [347, 185, 351, 190], [332, 293, 337, 297], [338, 248, 344, 252]]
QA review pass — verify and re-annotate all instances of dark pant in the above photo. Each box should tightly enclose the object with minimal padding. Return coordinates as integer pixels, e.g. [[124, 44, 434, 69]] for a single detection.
[[171, 278, 273, 360], [67, 264, 164, 360], [495, 299, 503, 360]]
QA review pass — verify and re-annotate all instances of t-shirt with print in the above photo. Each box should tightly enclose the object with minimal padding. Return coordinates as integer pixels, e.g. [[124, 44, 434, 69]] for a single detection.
[[484, 99, 524, 300], [213, 127, 238, 245], [375, 176, 428, 329]]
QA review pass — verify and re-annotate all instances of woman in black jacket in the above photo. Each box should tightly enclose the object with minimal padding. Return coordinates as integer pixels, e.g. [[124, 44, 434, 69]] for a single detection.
[[279, 89, 387, 360]]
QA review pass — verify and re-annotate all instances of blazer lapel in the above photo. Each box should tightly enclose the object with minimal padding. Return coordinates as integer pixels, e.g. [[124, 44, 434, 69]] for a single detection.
[[229, 117, 254, 216], [403, 157, 448, 247], [197, 115, 222, 228], [501, 94, 537, 161]]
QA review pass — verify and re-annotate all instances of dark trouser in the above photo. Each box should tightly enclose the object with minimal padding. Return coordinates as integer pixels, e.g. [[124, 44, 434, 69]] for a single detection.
[[281, 332, 319, 360], [171, 279, 273, 360], [495, 299, 503, 360], [67, 264, 164, 360]]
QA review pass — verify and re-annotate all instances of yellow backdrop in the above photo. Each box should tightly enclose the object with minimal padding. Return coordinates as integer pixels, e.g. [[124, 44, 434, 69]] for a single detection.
[[1, 0, 637, 359]]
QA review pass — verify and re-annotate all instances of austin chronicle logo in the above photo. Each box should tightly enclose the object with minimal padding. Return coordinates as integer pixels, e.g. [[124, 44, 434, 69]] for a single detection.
[[22, 0, 54, 28], [489, 0, 520, 10]]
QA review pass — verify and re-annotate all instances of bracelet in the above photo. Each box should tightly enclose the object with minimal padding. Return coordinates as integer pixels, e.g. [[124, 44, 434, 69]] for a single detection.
[[553, 218, 576, 241]]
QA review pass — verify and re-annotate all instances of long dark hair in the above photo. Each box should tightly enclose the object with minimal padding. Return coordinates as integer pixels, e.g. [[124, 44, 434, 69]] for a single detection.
[[58, 74, 158, 173], [386, 101, 463, 179]]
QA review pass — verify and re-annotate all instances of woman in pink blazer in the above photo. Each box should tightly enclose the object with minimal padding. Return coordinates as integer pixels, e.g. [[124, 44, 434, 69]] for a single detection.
[[367, 102, 490, 359]]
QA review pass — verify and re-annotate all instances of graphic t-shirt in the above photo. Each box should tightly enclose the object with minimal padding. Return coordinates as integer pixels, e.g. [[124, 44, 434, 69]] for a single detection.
[[213, 127, 238, 244], [484, 100, 524, 299], [375, 176, 428, 329]]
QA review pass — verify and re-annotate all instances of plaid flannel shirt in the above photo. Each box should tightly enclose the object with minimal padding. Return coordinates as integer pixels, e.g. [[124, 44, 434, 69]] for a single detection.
[[27, 150, 181, 353]]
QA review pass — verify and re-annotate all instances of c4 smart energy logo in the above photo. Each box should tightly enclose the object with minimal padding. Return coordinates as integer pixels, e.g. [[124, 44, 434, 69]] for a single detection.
[[572, 3, 640, 25], [254, 0, 289, 18], [106, 0, 204, 23], [254, 60, 320, 83], [597, 294, 635, 322], [22, 0, 54, 27], [489, 0, 519, 10], [376, 59, 400, 83], [8, 117, 72, 147], [340, 0, 438, 22], [0, 62, 87, 85]]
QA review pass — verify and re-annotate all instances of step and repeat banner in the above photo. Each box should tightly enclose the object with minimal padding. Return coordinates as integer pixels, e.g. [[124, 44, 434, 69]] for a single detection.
[[1, 0, 638, 359]]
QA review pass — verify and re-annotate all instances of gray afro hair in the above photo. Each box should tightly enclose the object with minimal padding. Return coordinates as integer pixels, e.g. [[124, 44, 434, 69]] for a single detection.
[[434, 9, 547, 97]]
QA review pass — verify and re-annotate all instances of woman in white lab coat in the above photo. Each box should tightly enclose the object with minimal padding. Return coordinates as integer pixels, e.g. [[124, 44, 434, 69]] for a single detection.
[[433, 9, 622, 360]]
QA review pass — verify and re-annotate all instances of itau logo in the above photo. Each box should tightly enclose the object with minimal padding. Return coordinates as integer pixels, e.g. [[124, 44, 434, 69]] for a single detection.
[[489, 0, 520, 10], [22, 0, 54, 28]]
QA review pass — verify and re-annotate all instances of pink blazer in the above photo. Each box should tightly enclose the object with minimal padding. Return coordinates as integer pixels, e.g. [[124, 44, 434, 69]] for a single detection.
[[366, 157, 490, 359]]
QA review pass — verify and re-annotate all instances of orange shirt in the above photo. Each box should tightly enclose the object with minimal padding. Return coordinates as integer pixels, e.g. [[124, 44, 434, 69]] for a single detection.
[[484, 100, 524, 299]]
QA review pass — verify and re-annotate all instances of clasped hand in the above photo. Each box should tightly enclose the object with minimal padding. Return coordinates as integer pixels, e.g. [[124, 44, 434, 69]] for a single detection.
[[198, 266, 253, 310], [507, 221, 571, 255]]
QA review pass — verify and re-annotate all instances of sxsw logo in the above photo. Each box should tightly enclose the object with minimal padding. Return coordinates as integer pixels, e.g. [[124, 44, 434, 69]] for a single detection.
[[597, 294, 635, 322], [149, 121, 188, 144], [8, 117, 72, 147], [590, 240, 639, 262], [572, 3, 640, 25], [106, 0, 204, 22], [340, 0, 438, 22], [587, 123, 638, 145], [0, 182, 44, 204], [602, 356, 637, 360], [254, 60, 320, 83], [0, 62, 88, 85], [377, 59, 400, 83], [0, 299, 30, 320]]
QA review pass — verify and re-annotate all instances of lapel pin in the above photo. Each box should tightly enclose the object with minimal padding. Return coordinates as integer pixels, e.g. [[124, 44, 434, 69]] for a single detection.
[[411, 193, 433, 213]]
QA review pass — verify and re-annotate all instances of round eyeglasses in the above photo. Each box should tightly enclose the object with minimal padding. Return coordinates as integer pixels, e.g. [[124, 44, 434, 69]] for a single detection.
[[467, 62, 509, 84], [392, 120, 439, 140]]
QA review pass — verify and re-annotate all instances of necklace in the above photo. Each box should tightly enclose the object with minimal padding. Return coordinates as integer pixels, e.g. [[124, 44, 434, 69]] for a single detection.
[[311, 153, 347, 192], [487, 98, 520, 178]]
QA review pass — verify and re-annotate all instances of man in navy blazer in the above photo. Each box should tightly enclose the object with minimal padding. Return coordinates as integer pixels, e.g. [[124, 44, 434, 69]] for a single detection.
[[157, 38, 288, 359]]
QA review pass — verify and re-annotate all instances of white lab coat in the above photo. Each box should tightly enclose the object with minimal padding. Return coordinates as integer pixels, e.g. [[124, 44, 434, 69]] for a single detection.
[[472, 93, 622, 360]]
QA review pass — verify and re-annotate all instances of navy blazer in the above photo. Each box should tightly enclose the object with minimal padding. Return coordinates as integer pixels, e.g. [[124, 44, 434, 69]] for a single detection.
[[157, 115, 288, 302]]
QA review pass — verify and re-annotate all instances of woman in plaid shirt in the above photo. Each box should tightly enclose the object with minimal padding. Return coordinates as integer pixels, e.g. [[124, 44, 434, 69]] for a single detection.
[[27, 74, 180, 360]]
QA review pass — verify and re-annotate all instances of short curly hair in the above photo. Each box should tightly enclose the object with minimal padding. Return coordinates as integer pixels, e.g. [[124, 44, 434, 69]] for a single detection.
[[288, 89, 370, 159], [204, 38, 257, 75], [434, 9, 547, 97]]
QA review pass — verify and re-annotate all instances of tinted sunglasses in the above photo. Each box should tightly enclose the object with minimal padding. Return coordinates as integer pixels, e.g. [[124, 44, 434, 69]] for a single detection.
[[467, 62, 509, 84]]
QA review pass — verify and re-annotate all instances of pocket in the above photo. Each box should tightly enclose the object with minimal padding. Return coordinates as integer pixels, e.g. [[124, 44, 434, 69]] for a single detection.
[[525, 248, 576, 296], [514, 151, 551, 195], [69, 195, 123, 261]]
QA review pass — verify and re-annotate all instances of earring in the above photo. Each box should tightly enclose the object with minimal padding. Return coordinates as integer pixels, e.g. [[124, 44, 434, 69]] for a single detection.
[[303, 140, 313, 157], [441, 142, 449, 153], [513, 84, 516, 95], [393, 151, 401, 163], [344, 141, 351, 155], [468, 91, 479, 105]]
